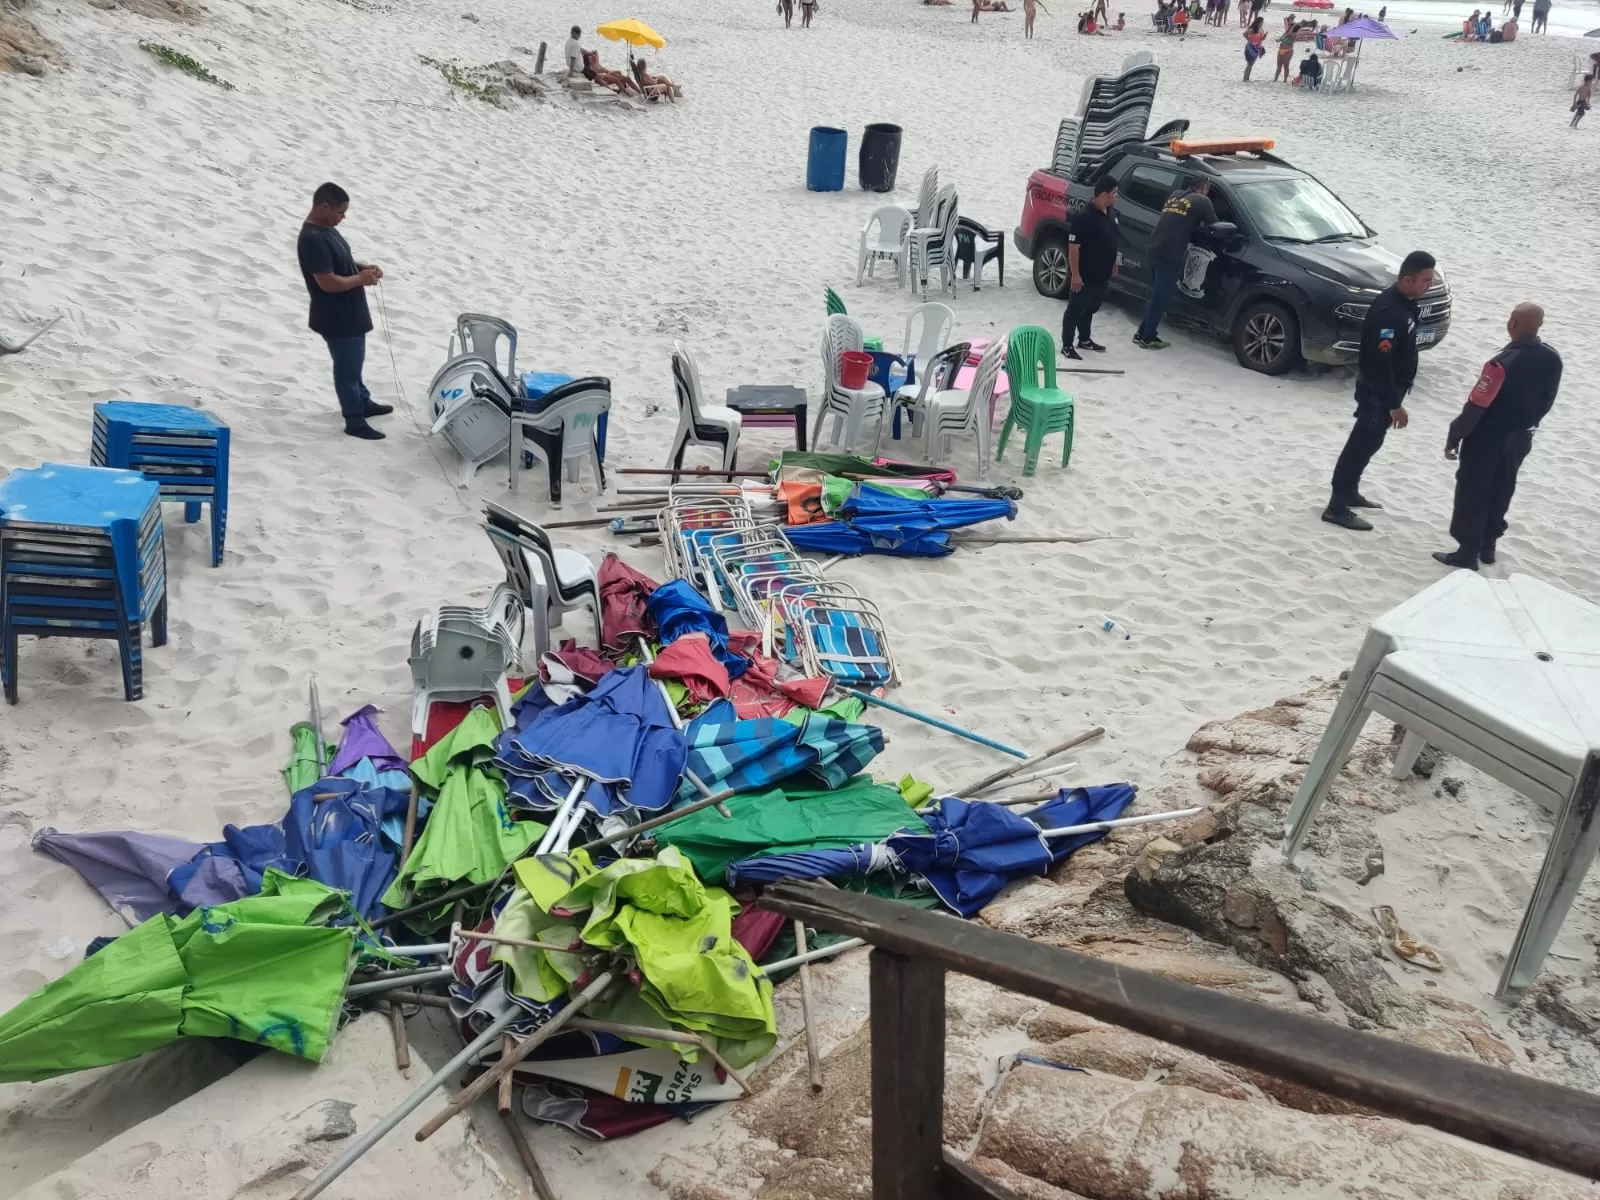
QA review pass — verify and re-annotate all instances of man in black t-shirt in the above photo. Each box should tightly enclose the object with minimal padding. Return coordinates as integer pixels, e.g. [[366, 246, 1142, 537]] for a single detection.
[[1062, 176, 1121, 360], [1133, 178, 1217, 349], [297, 182, 391, 440]]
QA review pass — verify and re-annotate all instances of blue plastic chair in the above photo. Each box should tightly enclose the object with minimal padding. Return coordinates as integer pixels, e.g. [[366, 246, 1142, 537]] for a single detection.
[[0, 464, 168, 703], [91, 401, 229, 567]]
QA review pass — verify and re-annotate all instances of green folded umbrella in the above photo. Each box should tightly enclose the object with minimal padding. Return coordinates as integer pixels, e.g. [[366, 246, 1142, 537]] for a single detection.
[[657, 775, 926, 884], [281, 720, 322, 796], [381, 706, 545, 924], [0, 869, 355, 1083]]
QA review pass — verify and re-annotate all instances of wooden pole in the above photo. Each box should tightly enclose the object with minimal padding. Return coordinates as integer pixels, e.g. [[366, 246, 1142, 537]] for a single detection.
[[497, 1035, 516, 1114], [454, 926, 579, 954], [389, 1003, 411, 1073], [400, 784, 419, 869], [870, 950, 945, 1200], [953, 726, 1104, 798], [500, 1109, 558, 1200], [953, 533, 1121, 545], [533, 40, 547, 74], [794, 920, 825, 1093], [413, 971, 615, 1143]]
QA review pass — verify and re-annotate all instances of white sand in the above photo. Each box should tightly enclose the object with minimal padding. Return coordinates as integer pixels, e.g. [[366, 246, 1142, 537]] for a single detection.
[[3, 0, 1600, 1191]]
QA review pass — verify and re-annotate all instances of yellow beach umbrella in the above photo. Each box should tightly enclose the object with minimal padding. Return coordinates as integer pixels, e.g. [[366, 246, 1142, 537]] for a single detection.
[[596, 18, 666, 48]]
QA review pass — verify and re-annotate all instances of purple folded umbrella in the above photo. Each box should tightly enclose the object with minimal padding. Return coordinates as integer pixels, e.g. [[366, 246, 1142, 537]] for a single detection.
[[327, 704, 408, 776], [31, 827, 246, 922]]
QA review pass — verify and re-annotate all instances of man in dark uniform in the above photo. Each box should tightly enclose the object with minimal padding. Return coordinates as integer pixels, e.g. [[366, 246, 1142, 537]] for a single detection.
[[1062, 176, 1120, 360], [1432, 302, 1561, 569], [1133, 177, 1217, 350], [297, 182, 391, 440], [1322, 249, 1436, 531]]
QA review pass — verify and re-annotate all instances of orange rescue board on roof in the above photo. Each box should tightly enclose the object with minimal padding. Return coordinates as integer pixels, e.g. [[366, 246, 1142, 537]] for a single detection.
[[1169, 138, 1277, 156]]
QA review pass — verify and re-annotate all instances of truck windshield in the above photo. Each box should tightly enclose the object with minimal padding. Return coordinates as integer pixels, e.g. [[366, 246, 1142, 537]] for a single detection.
[[1230, 176, 1369, 243]]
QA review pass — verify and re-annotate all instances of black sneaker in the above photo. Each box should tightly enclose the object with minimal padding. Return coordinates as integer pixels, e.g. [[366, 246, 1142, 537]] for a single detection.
[[1480, 541, 1497, 565], [1321, 506, 1372, 531], [1062, 344, 1084, 361], [362, 403, 395, 418], [1432, 550, 1478, 571], [1133, 335, 1169, 350], [1078, 339, 1107, 352], [344, 421, 387, 440], [1349, 493, 1383, 510]]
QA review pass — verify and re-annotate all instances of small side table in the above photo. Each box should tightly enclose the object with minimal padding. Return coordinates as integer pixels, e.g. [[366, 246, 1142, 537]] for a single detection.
[[725, 385, 809, 451]]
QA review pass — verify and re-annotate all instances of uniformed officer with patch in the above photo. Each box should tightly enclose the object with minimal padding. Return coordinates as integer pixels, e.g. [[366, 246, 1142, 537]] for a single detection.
[[1323, 250, 1438, 531]]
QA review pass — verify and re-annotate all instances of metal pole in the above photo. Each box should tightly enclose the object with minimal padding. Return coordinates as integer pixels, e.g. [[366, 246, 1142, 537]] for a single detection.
[[345, 968, 454, 998], [760, 937, 868, 974], [1036, 806, 1203, 839], [843, 688, 1027, 759], [573, 786, 738, 853], [290, 1005, 522, 1200]]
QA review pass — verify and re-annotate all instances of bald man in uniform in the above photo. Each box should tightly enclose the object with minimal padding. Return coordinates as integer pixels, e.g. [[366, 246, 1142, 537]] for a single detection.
[[1433, 302, 1562, 570]]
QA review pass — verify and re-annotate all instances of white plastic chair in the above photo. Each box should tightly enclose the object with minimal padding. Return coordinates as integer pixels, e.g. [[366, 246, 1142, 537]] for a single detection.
[[408, 602, 518, 740], [451, 313, 518, 380], [920, 336, 1002, 474], [814, 314, 887, 454], [902, 164, 939, 228], [510, 379, 610, 503], [1282, 571, 1600, 1000], [482, 501, 601, 659], [667, 343, 741, 477], [427, 354, 515, 486], [902, 302, 955, 378], [856, 207, 911, 288], [886, 340, 970, 452]]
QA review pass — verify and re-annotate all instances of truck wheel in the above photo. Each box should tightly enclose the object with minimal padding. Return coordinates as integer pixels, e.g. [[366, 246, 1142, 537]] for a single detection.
[[1233, 300, 1299, 375], [1031, 237, 1072, 299]]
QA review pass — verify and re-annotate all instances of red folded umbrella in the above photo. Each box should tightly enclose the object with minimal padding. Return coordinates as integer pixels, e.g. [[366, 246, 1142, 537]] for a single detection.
[[598, 554, 661, 654]]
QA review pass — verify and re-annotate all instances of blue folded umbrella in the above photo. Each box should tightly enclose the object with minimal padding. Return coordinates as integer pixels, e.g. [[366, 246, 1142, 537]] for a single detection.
[[646, 580, 748, 679], [677, 705, 883, 801], [886, 785, 1136, 917], [494, 666, 686, 816], [725, 844, 885, 888], [785, 484, 1015, 558]]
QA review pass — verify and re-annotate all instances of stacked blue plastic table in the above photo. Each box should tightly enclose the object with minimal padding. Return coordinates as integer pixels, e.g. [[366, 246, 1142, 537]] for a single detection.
[[0, 463, 169, 704], [91, 401, 230, 567]]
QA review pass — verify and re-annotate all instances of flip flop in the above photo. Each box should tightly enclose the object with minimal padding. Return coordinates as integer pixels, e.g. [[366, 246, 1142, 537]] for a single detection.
[[1372, 905, 1445, 971]]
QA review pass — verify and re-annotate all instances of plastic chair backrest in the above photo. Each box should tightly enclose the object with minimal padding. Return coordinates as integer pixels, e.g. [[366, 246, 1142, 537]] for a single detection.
[[867, 206, 912, 249], [427, 354, 515, 425], [1005, 326, 1057, 394], [903, 303, 955, 363], [905, 341, 972, 409], [914, 166, 938, 223], [455, 313, 518, 379], [671, 342, 709, 428], [822, 314, 867, 402], [825, 287, 847, 316], [965, 338, 1007, 418], [530, 379, 611, 460]]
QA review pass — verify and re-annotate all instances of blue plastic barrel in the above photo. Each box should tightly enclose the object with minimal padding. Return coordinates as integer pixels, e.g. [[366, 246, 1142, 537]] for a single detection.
[[806, 126, 848, 192]]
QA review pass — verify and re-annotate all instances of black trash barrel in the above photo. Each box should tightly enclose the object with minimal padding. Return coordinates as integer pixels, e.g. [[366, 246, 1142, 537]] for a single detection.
[[858, 123, 903, 193]]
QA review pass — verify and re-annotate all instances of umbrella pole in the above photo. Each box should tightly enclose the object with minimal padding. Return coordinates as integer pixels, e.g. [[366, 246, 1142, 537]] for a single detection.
[[969, 760, 1078, 796], [500, 1106, 558, 1200], [573, 785, 739, 853], [414, 970, 617, 1142], [794, 919, 825, 1093], [454, 925, 578, 954], [842, 687, 1028, 759], [400, 783, 420, 868], [634, 635, 685, 731], [309, 677, 327, 772], [345, 968, 454, 998], [290, 1004, 523, 1200], [953, 726, 1105, 797], [535, 777, 587, 855], [761, 936, 868, 974], [389, 1002, 411, 1074], [1035, 806, 1204, 838]]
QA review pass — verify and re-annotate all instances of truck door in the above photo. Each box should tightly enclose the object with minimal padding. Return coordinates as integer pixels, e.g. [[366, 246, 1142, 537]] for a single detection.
[[1111, 163, 1183, 294]]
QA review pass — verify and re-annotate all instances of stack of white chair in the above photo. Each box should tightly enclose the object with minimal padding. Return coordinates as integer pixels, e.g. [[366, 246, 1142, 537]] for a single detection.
[[917, 336, 1004, 473], [481, 501, 601, 660], [814, 314, 888, 453], [908, 186, 959, 299], [510, 378, 610, 502], [408, 582, 524, 740], [427, 353, 518, 487]]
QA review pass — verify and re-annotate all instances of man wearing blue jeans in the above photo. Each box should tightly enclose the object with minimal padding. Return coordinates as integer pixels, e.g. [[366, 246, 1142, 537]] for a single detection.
[[297, 182, 392, 440], [1133, 177, 1216, 350]]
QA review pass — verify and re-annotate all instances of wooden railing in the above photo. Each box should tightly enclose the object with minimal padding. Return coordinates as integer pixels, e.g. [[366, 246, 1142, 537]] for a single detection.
[[762, 881, 1600, 1200]]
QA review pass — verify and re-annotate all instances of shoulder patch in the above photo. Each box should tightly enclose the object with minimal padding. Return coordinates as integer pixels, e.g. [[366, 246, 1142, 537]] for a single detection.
[[1378, 328, 1395, 339]]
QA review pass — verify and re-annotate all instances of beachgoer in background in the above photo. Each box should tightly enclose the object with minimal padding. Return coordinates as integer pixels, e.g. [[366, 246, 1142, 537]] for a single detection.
[[1510, 0, 1520, 17], [780, 0, 794, 27], [1133, 177, 1217, 349], [1115, 9, 1126, 25], [1299, 48, 1323, 86], [1342, 6, 1353, 22], [1530, 0, 1548, 32], [1243, 16, 1267, 78], [1463, 9, 1479, 36], [563, 25, 584, 76], [1025, 0, 1038, 36], [296, 183, 390, 441], [631, 56, 676, 100], [1499, 16, 1517, 38], [582, 49, 641, 94], [1573, 74, 1593, 126], [1322, 250, 1436, 531], [801, 0, 818, 23], [1274, 23, 1296, 79], [1062, 176, 1120, 360], [1174, 2, 1190, 34], [1432, 302, 1561, 570], [1237, 0, 1249, 26], [1250, 0, 1267, 26], [973, 0, 981, 21], [1378, 3, 1386, 18]]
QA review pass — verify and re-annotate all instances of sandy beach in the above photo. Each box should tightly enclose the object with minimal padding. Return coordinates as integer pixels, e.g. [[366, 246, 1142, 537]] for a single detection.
[[3, 0, 1600, 1191]]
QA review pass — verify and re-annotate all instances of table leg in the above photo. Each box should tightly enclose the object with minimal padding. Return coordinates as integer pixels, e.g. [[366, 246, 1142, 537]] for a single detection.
[[795, 405, 808, 451]]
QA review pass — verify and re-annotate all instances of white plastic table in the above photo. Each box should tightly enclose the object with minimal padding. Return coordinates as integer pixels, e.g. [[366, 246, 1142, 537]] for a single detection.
[[1283, 572, 1600, 999]]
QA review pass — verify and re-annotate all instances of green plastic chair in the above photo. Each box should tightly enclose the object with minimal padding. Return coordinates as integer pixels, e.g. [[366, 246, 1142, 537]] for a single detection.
[[997, 325, 1074, 476]]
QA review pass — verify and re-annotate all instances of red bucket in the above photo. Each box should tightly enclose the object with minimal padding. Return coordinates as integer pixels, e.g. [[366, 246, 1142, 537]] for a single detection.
[[839, 350, 872, 390]]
